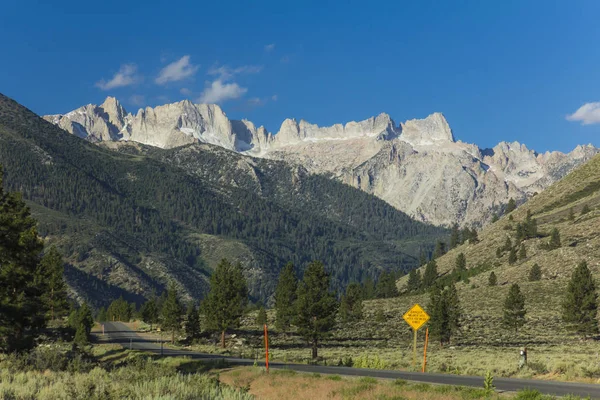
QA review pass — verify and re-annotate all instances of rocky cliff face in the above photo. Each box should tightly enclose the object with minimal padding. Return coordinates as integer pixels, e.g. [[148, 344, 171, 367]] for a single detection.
[[46, 97, 599, 227]]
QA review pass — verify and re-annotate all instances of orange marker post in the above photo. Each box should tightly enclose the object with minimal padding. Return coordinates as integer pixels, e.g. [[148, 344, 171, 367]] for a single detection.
[[264, 324, 269, 372], [422, 327, 429, 373]]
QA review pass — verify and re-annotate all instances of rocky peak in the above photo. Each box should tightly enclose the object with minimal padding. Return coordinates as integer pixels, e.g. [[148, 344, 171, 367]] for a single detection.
[[399, 112, 455, 146]]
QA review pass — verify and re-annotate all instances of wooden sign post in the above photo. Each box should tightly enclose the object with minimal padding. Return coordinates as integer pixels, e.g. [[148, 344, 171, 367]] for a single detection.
[[264, 324, 269, 372], [402, 304, 430, 370]]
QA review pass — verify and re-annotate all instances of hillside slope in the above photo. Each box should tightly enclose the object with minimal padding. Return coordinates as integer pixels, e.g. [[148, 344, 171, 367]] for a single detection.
[[0, 93, 445, 307], [394, 153, 600, 344]]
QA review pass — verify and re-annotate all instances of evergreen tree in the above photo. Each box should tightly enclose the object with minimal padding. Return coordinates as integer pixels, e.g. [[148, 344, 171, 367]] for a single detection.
[[0, 170, 48, 352], [460, 228, 471, 244], [407, 269, 421, 292], [140, 298, 159, 330], [503, 284, 526, 333], [376, 270, 398, 299], [491, 214, 499, 223], [362, 276, 376, 300], [581, 204, 591, 215], [73, 323, 89, 348], [422, 260, 438, 288], [444, 283, 461, 342], [77, 302, 94, 336], [548, 228, 561, 250], [274, 262, 298, 332], [428, 285, 447, 345], [294, 261, 338, 359], [202, 259, 248, 347], [508, 247, 517, 265], [433, 241, 446, 259], [524, 211, 538, 238], [107, 296, 131, 322], [506, 198, 517, 214], [161, 283, 183, 343], [488, 271, 498, 286], [569, 208, 575, 221], [37, 246, 68, 320], [515, 223, 525, 243], [185, 303, 201, 342], [418, 251, 427, 267], [503, 237, 512, 252], [340, 282, 363, 322], [528, 264, 542, 282], [96, 307, 107, 322], [455, 253, 467, 275], [256, 306, 267, 327], [562, 261, 599, 338], [449, 224, 460, 249], [518, 244, 527, 260], [469, 228, 479, 244]]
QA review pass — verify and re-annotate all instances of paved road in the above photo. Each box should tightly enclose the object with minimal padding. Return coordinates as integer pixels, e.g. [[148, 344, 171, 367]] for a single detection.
[[98, 322, 600, 398]]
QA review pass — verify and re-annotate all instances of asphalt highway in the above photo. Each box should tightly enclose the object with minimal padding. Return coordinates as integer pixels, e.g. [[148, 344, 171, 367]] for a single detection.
[[98, 322, 600, 398]]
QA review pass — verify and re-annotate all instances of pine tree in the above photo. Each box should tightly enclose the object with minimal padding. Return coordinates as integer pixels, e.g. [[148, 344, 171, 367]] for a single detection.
[[202, 259, 248, 347], [469, 228, 479, 244], [140, 298, 159, 330], [506, 198, 517, 214], [422, 260, 438, 288], [428, 285, 446, 345], [78, 302, 94, 336], [418, 251, 427, 267], [73, 323, 89, 348], [548, 228, 561, 250], [362, 276, 376, 300], [454, 253, 467, 275], [460, 228, 471, 244], [274, 262, 298, 332], [488, 272, 498, 286], [449, 224, 460, 249], [407, 269, 421, 292], [97, 307, 107, 322], [294, 261, 338, 359], [528, 264, 542, 282], [503, 237, 512, 252], [376, 271, 398, 298], [518, 244, 527, 260], [256, 307, 267, 327], [508, 247, 517, 264], [562, 261, 599, 338], [581, 204, 591, 215], [428, 284, 461, 346], [161, 283, 183, 343], [433, 241, 447, 259], [37, 246, 68, 320], [340, 282, 363, 322], [185, 303, 201, 342], [503, 284, 526, 333], [491, 214, 499, 223], [524, 211, 538, 238], [0, 170, 48, 352]]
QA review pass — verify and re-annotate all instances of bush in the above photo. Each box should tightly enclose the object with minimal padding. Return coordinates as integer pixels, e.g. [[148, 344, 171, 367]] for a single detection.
[[353, 354, 387, 369]]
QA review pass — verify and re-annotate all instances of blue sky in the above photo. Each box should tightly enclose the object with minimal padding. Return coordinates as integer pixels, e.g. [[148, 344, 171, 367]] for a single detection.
[[1, 0, 599, 152]]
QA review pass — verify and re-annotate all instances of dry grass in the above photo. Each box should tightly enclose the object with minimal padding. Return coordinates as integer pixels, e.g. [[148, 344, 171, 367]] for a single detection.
[[219, 367, 500, 400]]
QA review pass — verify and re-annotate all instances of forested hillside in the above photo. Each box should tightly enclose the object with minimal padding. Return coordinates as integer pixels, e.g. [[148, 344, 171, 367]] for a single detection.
[[0, 93, 446, 306]]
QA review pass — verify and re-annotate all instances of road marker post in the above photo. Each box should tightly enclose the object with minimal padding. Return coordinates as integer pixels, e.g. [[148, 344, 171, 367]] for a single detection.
[[102, 324, 105, 336], [402, 304, 430, 370], [422, 327, 429, 373], [264, 324, 269, 372]]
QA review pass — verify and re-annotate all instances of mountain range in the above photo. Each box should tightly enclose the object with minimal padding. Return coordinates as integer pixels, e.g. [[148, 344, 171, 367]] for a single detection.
[[1, 93, 445, 306], [45, 97, 599, 227]]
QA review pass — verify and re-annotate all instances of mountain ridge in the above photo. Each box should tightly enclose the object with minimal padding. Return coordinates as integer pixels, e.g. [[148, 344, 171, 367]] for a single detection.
[[44, 97, 599, 227]]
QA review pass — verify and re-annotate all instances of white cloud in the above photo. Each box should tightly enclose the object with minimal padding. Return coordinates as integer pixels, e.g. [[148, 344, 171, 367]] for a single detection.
[[95, 64, 140, 90], [271, 94, 278, 102], [264, 43, 275, 52], [566, 102, 600, 125], [155, 55, 199, 84], [128, 94, 145, 106], [208, 64, 262, 80], [198, 80, 247, 104], [180, 87, 192, 96]]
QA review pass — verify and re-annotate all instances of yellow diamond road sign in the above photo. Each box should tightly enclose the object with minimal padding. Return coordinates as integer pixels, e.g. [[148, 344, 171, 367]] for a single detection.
[[403, 303, 430, 331]]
